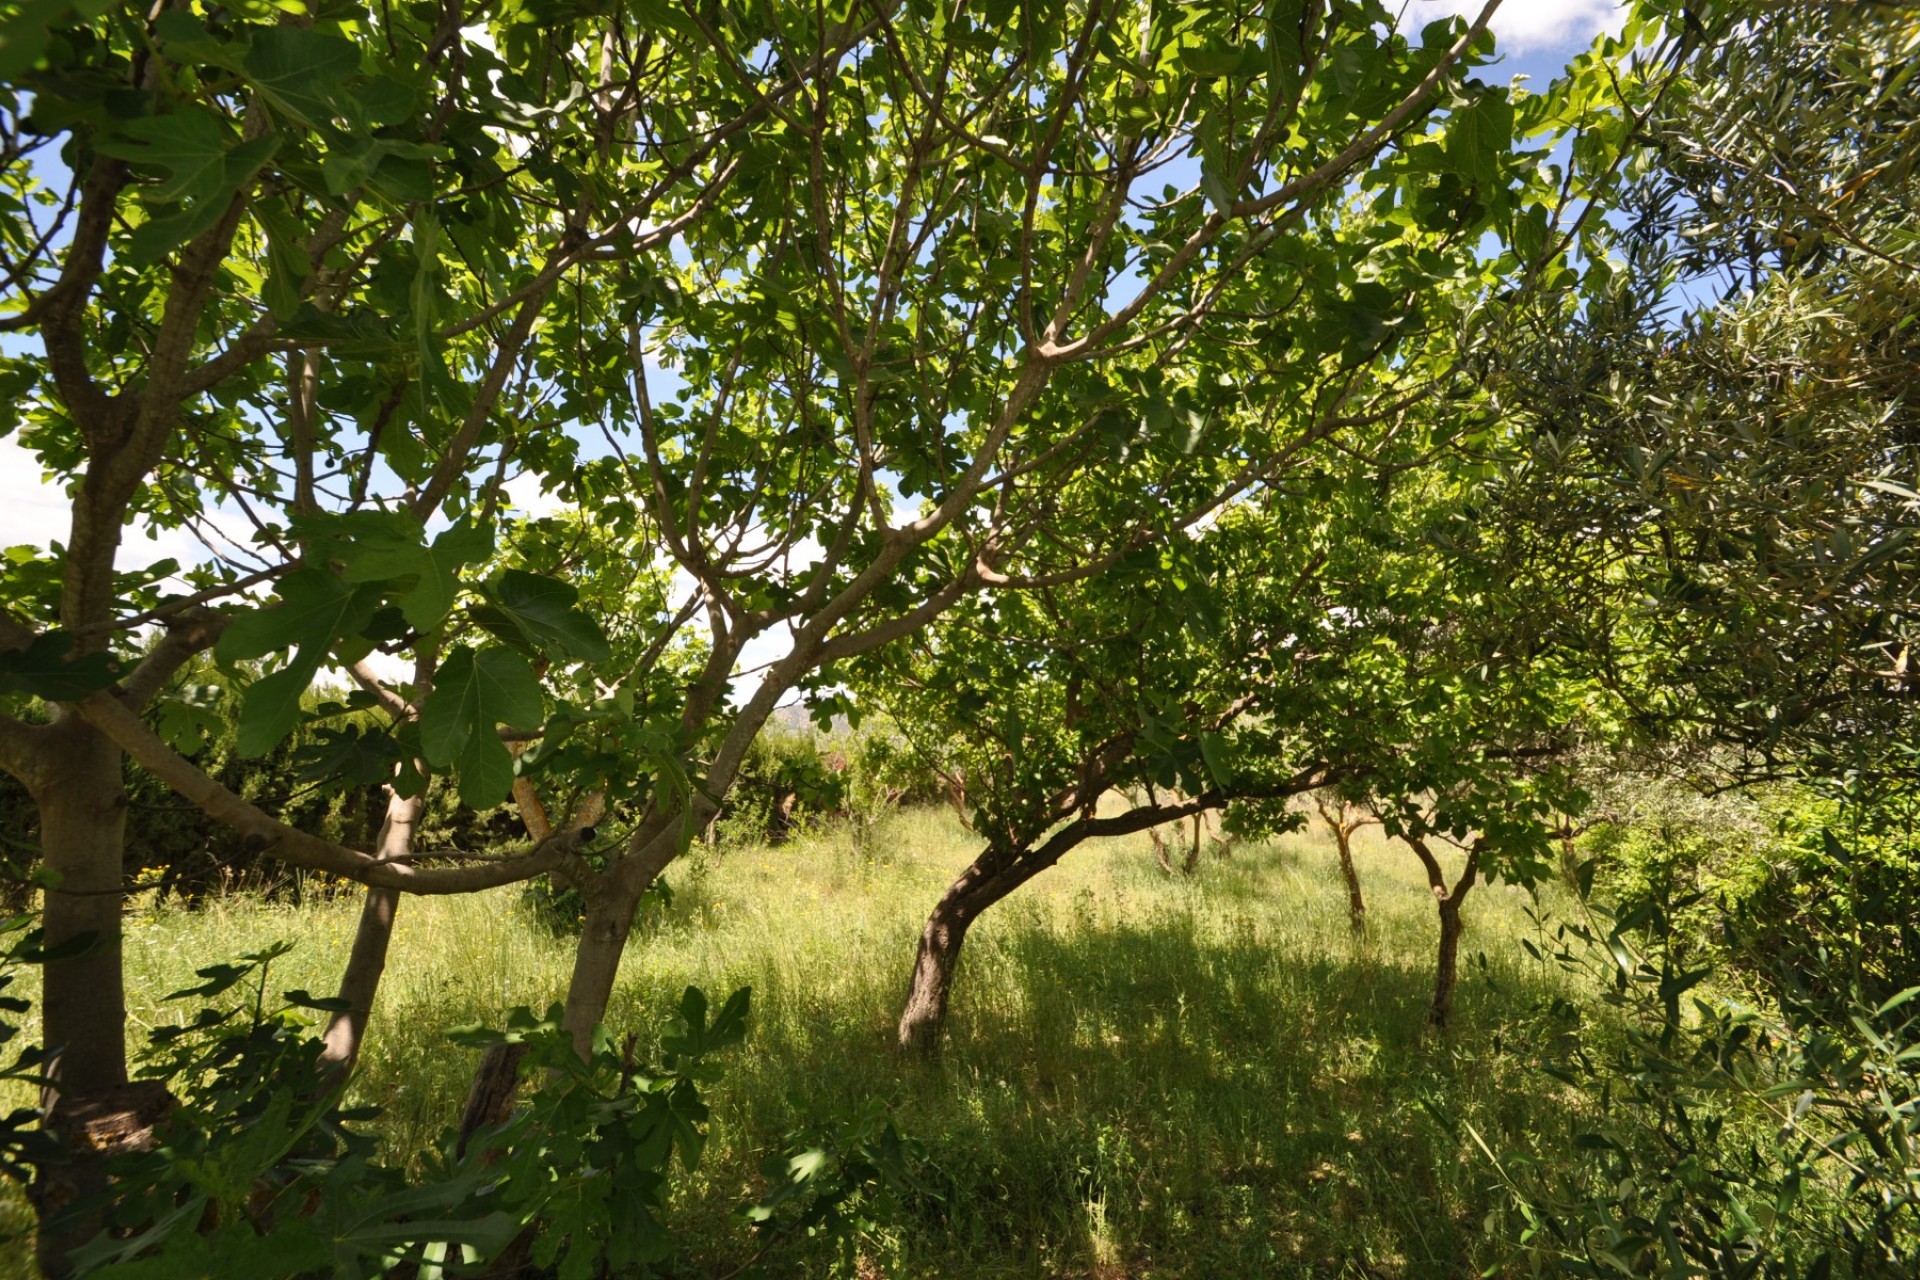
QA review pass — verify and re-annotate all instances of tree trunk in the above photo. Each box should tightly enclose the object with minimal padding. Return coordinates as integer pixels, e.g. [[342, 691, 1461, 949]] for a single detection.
[[1181, 814, 1202, 875], [1428, 896, 1464, 1030], [32, 718, 133, 1278], [457, 866, 633, 1160], [456, 1041, 529, 1159], [318, 788, 422, 1077], [561, 891, 637, 1060], [897, 900, 974, 1053], [37, 722, 129, 1102], [1335, 828, 1366, 932], [898, 853, 1021, 1052]]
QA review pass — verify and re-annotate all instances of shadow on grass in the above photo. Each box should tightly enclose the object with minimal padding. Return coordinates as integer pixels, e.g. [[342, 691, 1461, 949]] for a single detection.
[[679, 900, 1570, 1280]]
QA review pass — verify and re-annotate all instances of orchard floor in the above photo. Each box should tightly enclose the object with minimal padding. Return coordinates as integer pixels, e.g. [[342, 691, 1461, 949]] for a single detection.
[[4, 809, 1598, 1278]]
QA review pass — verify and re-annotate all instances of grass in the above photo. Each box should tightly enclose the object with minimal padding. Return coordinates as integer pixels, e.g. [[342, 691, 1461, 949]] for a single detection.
[[4, 808, 1595, 1278]]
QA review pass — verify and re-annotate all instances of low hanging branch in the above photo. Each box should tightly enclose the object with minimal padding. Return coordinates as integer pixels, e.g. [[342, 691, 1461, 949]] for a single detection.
[[75, 690, 590, 895]]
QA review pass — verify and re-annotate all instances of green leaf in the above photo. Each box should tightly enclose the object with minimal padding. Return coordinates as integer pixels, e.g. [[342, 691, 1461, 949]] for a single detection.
[[472, 569, 612, 664], [1445, 90, 1513, 189], [1198, 731, 1233, 786], [233, 662, 313, 758], [0, 0, 87, 78], [242, 26, 363, 130], [420, 646, 544, 808], [254, 199, 311, 322], [95, 110, 232, 204], [0, 632, 122, 701], [217, 570, 370, 664], [281, 988, 352, 1012], [307, 513, 493, 632], [220, 571, 381, 756], [94, 112, 278, 262], [1180, 42, 1261, 79]]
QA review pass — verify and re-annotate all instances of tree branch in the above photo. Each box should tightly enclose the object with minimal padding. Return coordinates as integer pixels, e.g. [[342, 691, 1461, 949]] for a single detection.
[[75, 691, 584, 893]]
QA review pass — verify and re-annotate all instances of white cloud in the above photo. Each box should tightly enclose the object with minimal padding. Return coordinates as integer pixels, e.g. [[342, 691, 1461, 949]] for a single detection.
[[501, 469, 569, 519], [1399, 0, 1624, 56], [1, 436, 266, 587], [0, 436, 74, 553]]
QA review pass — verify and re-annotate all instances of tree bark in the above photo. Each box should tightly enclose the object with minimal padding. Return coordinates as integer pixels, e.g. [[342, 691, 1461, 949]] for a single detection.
[[898, 852, 1026, 1052], [1315, 794, 1372, 933], [36, 719, 129, 1104], [31, 717, 132, 1278], [1335, 827, 1366, 932], [318, 789, 424, 1076], [897, 785, 1272, 1052], [561, 890, 638, 1059], [456, 1041, 529, 1160], [1404, 836, 1479, 1032], [1429, 896, 1465, 1030]]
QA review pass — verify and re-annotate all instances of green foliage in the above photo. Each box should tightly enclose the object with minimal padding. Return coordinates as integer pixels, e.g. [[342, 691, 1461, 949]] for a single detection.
[[470, 569, 613, 667], [1493, 0, 1920, 787], [0, 633, 122, 702], [744, 1102, 934, 1278], [725, 727, 848, 845], [4, 811, 1607, 1278], [444, 988, 750, 1280], [3, 934, 770, 1277], [418, 645, 544, 810], [1485, 834, 1920, 1278], [59, 944, 516, 1279], [0, 658, 534, 907], [0, 916, 58, 1192]]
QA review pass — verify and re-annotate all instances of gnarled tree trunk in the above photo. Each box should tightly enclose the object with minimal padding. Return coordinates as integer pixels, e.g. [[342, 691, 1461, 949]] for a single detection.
[[898, 851, 1020, 1052], [1149, 824, 1174, 874], [1315, 793, 1375, 933], [1335, 828, 1366, 932], [1404, 835, 1481, 1031]]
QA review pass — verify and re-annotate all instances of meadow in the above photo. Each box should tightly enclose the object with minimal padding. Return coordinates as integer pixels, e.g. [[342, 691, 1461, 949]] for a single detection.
[[4, 808, 1600, 1279]]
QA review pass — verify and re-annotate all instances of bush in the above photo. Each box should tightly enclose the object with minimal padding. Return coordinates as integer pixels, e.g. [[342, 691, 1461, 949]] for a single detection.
[[1483, 803, 1920, 1279]]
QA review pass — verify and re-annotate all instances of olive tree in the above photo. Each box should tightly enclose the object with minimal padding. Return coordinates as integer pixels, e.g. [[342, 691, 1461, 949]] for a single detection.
[[1492, 0, 1920, 789]]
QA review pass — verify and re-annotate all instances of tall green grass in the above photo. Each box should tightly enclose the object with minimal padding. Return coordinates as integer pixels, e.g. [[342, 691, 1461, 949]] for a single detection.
[[5, 810, 1589, 1278]]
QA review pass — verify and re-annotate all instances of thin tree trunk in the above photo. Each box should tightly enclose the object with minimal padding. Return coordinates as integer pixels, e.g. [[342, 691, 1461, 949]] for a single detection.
[[1149, 825, 1174, 874], [1335, 828, 1366, 932], [1316, 794, 1373, 932], [32, 717, 139, 1278], [456, 881, 633, 1156], [457, 872, 632, 1158], [1181, 814, 1202, 875], [318, 789, 424, 1076], [1406, 836, 1479, 1031], [899, 789, 1246, 1052], [456, 1041, 528, 1159], [1430, 897, 1466, 1029], [453, 783, 616, 1153]]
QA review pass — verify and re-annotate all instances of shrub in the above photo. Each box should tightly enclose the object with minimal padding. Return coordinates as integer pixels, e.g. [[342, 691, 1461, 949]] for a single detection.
[[1483, 806, 1920, 1279]]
